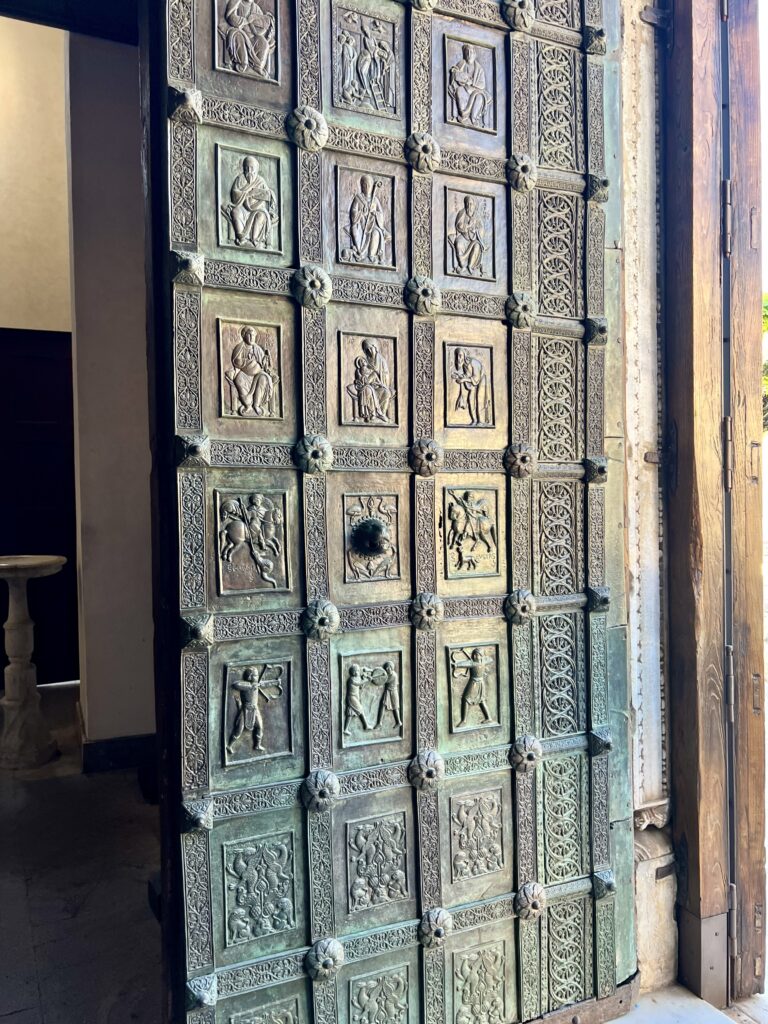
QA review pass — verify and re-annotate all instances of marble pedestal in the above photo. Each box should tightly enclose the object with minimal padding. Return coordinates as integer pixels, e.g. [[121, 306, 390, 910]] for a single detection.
[[0, 555, 65, 770]]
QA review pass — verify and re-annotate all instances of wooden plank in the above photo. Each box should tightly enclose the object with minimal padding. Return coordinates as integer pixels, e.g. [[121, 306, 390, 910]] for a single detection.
[[663, 0, 729, 1005], [727, 0, 765, 1000]]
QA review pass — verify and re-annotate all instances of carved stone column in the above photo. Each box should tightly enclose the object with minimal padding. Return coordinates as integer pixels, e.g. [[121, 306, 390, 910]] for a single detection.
[[0, 555, 64, 769]]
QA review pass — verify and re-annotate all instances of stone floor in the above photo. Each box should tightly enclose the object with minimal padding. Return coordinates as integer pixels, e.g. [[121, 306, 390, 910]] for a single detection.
[[0, 694, 162, 1024]]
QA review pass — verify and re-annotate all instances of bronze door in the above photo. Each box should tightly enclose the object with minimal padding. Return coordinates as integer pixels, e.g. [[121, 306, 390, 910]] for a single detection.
[[160, 0, 633, 1018]]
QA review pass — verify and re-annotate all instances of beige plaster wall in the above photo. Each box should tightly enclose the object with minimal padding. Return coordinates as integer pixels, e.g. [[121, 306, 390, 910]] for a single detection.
[[69, 33, 155, 741], [0, 18, 71, 332]]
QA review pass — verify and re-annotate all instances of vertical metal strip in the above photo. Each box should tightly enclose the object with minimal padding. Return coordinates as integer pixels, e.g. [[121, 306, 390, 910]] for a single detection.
[[298, 151, 323, 264], [174, 287, 203, 433], [596, 895, 617, 998], [297, 0, 322, 108], [302, 307, 328, 434], [415, 478, 437, 594], [410, 12, 432, 134], [413, 320, 435, 440], [181, 650, 209, 793], [179, 472, 207, 610], [181, 830, 214, 972], [307, 639, 333, 770], [304, 476, 329, 601], [308, 811, 336, 940], [423, 946, 446, 1024]]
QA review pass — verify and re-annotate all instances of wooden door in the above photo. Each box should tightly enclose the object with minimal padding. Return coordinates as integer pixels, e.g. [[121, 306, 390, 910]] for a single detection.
[[154, 0, 634, 1018]]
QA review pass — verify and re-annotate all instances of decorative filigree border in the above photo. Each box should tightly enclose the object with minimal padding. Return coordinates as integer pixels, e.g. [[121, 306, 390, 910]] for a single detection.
[[181, 651, 209, 792], [308, 639, 333, 769], [174, 288, 202, 432], [179, 472, 206, 609], [182, 830, 214, 972]]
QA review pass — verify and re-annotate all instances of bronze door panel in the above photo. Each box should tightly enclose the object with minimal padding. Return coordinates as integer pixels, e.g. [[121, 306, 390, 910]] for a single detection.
[[162, 0, 630, 1018]]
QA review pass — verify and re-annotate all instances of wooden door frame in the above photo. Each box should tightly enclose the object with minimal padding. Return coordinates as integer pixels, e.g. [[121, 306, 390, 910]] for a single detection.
[[662, 0, 764, 1006]]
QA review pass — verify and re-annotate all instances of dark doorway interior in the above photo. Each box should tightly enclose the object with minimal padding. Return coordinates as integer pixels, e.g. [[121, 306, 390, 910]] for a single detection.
[[0, 326, 79, 684]]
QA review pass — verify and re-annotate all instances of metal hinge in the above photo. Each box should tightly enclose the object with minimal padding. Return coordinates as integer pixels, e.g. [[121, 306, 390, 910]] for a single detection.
[[724, 415, 734, 491], [729, 883, 740, 958], [723, 179, 733, 259], [725, 644, 735, 723], [640, 3, 673, 49]]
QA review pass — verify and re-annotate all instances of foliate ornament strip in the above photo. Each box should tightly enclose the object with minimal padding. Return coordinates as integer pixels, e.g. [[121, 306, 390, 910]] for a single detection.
[[449, 897, 514, 933], [212, 610, 303, 641], [587, 486, 606, 586], [443, 596, 506, 620], [418, 791, 443, 909], [585, 206, 606, 317], [181, 651, 209, 792], [333, 446, 409, 470], [174, 288, 202, 432], [415, 631, 438, 749], [586, 58, 606, 176], [546, 897, 593, 1009], [338, 762, 410, 794], [331, 275, 407, 308], [443, 450, 506, 472], [339, 602, 412, 630], [181, 830, 214, 972], [596, 896, 616, 999], [298, 0, 322, 107], [511, 478, 532, 592], [423, 947, 446, 1024], [302, 306, 328, 434], [412, 173, 433, 278], [589, 612, 608, 727], [411, 12, 432, 135], [304, 476, 329, 600], [207, 441, 294, 467], [441, 291, 506, 320], [203, 260, 293, 294], [413, 320, 435, 439], [512, 331, 533, 445], [170, 120, 197, 246], [415, 478, 437, 593], [216, 952, 307, 999], [516, 769, 537, 885], [313, 979, 339, 1024], [512, 38, 534, 155], [326, 124, 405, 161], [298, 151, 323, 264], [344, 924, 419, 962], [440, 150, 508, 182], [211, 782, 301, 819], [435, 0, 505, 28], [519, 915, 542, 1021], [591, 754, 610, 869], [201, 97, 288, 138], [168, 0, 194, 82], [444, 747, 512, 776], [308, 639, 333, 769], [179, 472, 206, 609], [308, 811, 335, 940], [187, 1010, 214, 1024], [586, 345, 605, 457], [512, 191, 535, 294], [512, 621, 535, 736]]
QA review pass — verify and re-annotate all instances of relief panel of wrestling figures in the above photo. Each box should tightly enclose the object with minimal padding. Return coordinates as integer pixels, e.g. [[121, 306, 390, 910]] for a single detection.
[[433, 318, 508, 450], [433, 178, 507, 296], [326, 306, 408, 447], [330, 626, 412, 771]]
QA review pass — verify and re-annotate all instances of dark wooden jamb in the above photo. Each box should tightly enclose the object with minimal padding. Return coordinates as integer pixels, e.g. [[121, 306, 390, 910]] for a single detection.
[[0, 0, 138, 44], [726, 0, 765, 1001], [662, 0, 729, 1008]]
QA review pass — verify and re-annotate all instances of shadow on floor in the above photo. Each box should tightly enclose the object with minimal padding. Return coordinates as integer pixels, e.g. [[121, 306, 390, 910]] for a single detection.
[[0, 691, 162, 1024]]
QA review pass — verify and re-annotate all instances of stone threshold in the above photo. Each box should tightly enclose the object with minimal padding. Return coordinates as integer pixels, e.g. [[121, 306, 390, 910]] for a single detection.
[[626, 985, 736, 1022]]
